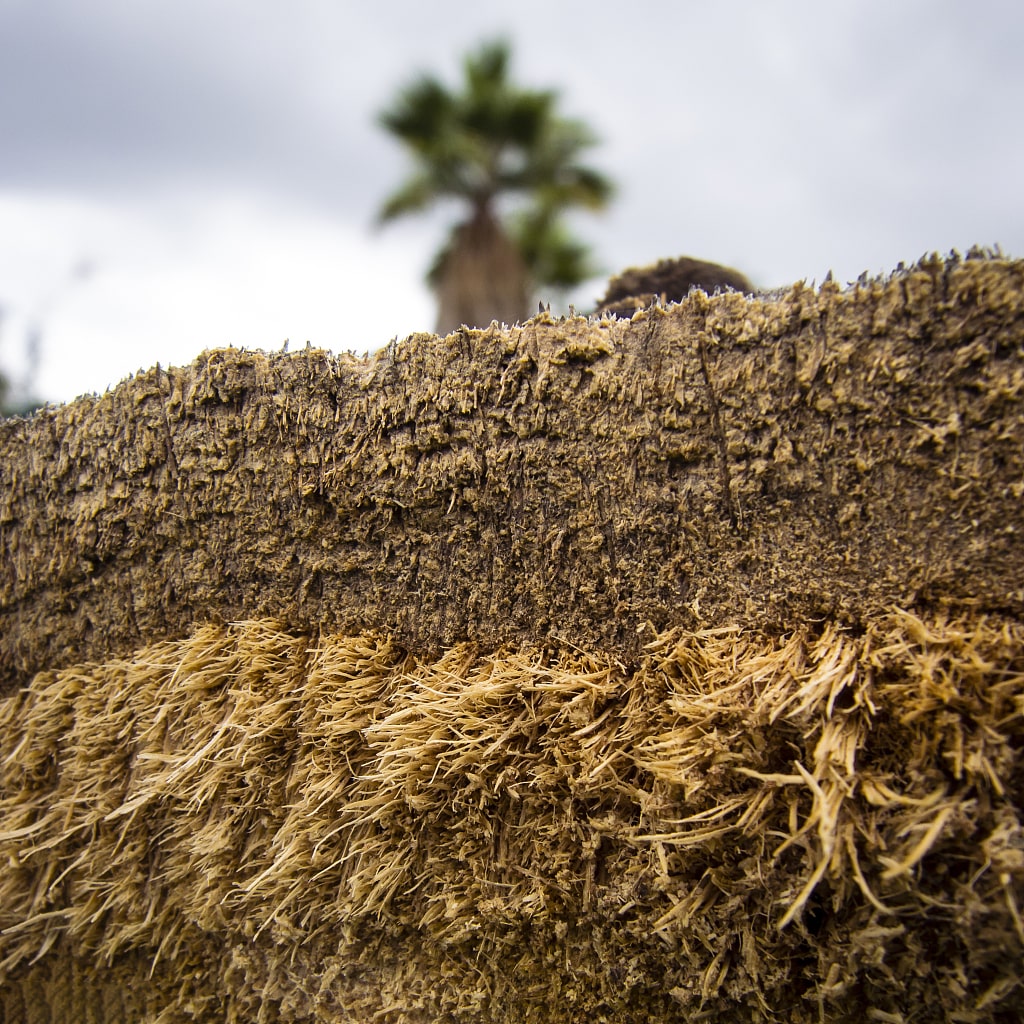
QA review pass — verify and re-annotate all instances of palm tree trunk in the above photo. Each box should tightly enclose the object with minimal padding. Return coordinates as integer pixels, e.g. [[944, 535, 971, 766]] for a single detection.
[[434, 206, 531, 334]]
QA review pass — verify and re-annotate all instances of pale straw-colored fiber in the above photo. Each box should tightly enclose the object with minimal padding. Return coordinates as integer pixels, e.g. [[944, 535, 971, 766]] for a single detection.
[[1, 612, 1021, 1022]]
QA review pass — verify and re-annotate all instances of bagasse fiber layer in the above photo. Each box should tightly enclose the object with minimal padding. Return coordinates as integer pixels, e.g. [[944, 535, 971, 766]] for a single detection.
[[0, 252, 1022, 1022], [2, 253, 1023, 691], [1, 615, 1023, 1023]]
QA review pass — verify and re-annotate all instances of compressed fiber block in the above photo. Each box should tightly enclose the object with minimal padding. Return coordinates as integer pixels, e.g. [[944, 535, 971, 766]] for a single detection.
[[1, 252, 1023, 1022]]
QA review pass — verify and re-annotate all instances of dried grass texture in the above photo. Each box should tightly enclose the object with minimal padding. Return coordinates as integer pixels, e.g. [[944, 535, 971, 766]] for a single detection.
[[3, 253, 1024, 693], [2, 611, 1022, 1023]]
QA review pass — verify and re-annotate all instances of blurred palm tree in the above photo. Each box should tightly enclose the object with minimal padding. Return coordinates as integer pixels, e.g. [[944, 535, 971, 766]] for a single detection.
[[377, 39, 613, 334]]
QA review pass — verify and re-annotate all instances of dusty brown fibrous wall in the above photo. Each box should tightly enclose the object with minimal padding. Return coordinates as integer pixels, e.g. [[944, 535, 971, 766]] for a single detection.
[[1, 253, 1024, 1024], [2, 253, 1023, 694]]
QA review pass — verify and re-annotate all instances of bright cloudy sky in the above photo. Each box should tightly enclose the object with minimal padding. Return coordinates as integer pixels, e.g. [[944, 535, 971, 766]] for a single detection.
[[1, 0, 1022, 406]]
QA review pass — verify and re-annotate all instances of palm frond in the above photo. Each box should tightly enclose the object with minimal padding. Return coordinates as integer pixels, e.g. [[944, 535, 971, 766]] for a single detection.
[[463, 38, 512, 93], [376, 174, 442, 224], [512, 207, 602, 290], [378, 76, 455, 151]]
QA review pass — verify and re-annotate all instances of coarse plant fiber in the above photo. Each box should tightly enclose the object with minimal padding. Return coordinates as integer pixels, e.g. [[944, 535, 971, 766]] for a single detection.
[[0, 611, 1022, 1023], [1, 250, 1023, 1022], [2, 252, 1023, 692]]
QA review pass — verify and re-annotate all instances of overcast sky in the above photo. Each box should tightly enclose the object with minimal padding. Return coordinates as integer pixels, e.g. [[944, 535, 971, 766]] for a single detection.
[[1, 0, 1022, 406]]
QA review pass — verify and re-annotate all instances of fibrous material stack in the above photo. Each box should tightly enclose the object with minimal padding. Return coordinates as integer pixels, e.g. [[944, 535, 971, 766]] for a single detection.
[[1, 252, 1022, 1022]]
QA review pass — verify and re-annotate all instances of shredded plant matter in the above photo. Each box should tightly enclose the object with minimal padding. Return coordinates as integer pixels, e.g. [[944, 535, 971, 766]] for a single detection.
[[1, 610, 1022, 1023], [1, 253, 1023, 1023], [3, 253, 1023, 692]]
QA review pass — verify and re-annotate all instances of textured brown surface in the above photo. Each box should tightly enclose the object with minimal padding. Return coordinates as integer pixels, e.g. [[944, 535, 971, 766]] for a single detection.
[[3, 252, 1023, 694], [1, 252, 1024, 1024], [433, 206, 531, 334], [2, 615, 1022, 1024]]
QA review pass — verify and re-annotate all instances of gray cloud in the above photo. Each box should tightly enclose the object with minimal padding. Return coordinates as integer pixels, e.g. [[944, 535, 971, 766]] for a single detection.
[[0, 0, 390, 219], [1, 0, 1022, 289]]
